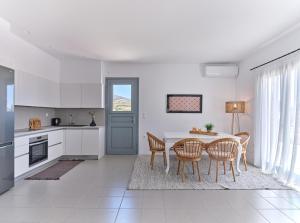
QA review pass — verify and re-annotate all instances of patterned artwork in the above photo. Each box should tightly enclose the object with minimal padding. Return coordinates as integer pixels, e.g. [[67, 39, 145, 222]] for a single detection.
[[167, 94, 202, 113]]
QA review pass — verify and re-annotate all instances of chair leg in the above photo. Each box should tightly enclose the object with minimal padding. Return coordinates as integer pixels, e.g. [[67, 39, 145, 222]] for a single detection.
[[192, 162, 195, 175], [196, 161, 201, 182], [181, 161, 185, 182], [150, 151, 155, 170], [223, 161, 226, 175], [208, 159, 212, 175], [230, 161, 236, 182], [216, 161, 219, 183], [177, 160, 181, 175], [243, 153, 248, 171], [163, 152, 167, 167]]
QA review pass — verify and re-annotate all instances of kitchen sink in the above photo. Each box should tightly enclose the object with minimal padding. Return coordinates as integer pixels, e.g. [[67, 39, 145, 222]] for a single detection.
[[59, 125, 88, 127]]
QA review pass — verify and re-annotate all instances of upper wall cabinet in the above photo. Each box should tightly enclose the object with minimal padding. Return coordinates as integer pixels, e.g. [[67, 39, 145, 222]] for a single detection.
[[15, 71, 103, 108], [60, 83, 103, 108], [15, 71, 60, 107], [60, 83, 82, 108], [81, 84, 103, 108]]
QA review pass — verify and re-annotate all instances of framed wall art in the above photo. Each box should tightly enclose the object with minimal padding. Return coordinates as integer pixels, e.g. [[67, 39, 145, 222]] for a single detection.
[[166, 94, 203, 113]]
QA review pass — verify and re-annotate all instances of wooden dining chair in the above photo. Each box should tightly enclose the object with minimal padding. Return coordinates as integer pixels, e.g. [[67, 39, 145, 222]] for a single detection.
[[173, 138, 204, 182], [207, 138, 239, 182], [234, 132, 250, 171], [147, 132, 167, 170]]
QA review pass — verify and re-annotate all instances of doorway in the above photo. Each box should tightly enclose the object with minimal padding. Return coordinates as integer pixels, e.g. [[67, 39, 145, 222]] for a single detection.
[[105, 78, 139, 155]]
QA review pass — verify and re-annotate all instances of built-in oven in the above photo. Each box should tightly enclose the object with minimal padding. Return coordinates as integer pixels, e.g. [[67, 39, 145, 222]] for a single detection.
[[29, 135, 48, 166]]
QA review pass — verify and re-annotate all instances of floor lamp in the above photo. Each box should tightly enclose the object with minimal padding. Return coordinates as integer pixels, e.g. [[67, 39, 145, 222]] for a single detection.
[[225, 101, 245, 134]]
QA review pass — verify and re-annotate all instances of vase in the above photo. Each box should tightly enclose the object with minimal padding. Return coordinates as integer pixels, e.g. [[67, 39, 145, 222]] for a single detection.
[[90, 117, 96, 126]]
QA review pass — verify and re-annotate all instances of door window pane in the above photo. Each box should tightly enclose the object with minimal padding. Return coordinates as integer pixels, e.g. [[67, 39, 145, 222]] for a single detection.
[[113, 85, 132, 111]]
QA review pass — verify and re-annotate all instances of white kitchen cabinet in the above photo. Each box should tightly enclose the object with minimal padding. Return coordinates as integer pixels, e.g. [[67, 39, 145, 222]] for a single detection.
[[49, 143, 64, 160], [82, 129, 99, 155], [15, 70, 60, 107], [14, 135, 29, 178], [15, 71, 37, 106], [15, 154, 29, 177], [14, 129, 65, 178], [14, 135, 29, 147], [65, 129, 82, 155], [60, 83, 82, 108], [15, 71, 102, 108], [14, 135, 29, 158], [64, 128, 104, 157], [14, 137, 29, 178], [15, 144, 29, 158], [48, 130, 64, 147], [60, 83, 103, 108], [14, 70, 25, 106], [13, 128, 104, 178], [48, 130, 64, 160], [39, 80, 60, 107], [81, 84, 103, 108]]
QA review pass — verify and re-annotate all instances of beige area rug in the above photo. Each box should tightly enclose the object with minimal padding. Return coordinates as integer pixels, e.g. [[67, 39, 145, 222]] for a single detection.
[[128, 155, 288, 190]]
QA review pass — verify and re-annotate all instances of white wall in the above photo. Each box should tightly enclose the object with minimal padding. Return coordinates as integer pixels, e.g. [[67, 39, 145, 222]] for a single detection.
[[0, 19, 60, 83], [236, 26, 300, 164], [60, 56, 102, 83], [103, 63, 236, 154]]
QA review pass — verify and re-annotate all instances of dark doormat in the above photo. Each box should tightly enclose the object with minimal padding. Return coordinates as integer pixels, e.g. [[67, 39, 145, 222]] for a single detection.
[[25, 160, 84, 180]]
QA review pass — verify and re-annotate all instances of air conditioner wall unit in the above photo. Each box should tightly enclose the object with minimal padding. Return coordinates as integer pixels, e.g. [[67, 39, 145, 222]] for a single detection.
[[204, 64, 239, 78]]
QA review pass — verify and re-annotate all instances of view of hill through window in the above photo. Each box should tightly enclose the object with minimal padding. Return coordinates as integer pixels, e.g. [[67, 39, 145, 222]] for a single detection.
[[113, 85, 132, 111]]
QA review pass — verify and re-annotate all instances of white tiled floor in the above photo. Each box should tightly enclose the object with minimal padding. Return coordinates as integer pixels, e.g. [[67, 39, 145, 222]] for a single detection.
[[1, 155, 300, 223]]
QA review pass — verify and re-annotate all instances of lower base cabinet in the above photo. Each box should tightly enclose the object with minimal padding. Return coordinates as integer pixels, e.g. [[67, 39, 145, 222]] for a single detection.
[[81, 130, 100, 155], [65, 130, 82, 155], [14, 127, 104, 178], [15, 154, 29, 178], [65, 128, 104, 157], [48, 143, 64, 160]]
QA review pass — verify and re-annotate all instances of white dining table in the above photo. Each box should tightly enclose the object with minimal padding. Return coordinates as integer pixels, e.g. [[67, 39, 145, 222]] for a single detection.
[[163, 131, 243, 175]]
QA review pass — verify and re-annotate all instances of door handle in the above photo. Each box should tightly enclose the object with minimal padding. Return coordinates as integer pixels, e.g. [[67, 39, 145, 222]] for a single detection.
[[0, 142, 13, 149], [0, 145, 10, 149], [132, 117, 135, 124], [29, 140, 48, 146]]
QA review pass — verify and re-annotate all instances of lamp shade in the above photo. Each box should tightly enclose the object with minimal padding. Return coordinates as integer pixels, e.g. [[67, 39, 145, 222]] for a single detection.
[[225, 101, 245, 113]]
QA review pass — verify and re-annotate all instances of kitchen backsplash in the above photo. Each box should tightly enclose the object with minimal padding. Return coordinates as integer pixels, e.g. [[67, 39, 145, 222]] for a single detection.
[[55, 108, 105, 126], [15, 106, 105, 129], [15, 106, 56, 129]]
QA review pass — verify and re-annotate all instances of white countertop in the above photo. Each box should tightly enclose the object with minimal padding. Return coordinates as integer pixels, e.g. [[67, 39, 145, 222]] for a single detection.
[[15, 125, 105, 137]]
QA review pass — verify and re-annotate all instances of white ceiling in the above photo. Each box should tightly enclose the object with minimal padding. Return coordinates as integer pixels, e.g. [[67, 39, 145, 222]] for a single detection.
[[1, 0, 300, 63]]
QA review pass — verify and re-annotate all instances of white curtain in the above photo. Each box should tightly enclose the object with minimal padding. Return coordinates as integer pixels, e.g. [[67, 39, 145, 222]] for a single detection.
[[254, 56, 300, 186]]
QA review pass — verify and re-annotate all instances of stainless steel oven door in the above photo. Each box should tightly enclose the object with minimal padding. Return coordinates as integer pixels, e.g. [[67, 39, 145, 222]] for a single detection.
[[29, 139, 48, 166]]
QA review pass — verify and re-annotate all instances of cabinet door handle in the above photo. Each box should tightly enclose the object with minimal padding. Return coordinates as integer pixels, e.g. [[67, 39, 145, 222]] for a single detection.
[[15, 153, 29, 159], [48, 142, 62, 147]]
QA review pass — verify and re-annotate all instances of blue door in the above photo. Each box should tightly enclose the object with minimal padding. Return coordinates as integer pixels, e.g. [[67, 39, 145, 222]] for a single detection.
[[105, 78, 139, 155]]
